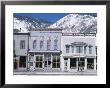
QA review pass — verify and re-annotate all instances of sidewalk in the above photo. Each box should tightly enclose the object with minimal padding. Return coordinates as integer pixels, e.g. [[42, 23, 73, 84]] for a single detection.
[[14, 70, 97, 75]]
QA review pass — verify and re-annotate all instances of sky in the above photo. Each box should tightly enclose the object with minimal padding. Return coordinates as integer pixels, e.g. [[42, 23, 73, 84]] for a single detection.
[[14, 13, 97, 23]]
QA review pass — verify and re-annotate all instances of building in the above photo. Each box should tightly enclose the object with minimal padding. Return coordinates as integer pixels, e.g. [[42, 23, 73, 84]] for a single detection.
[[28, 28, 62, 71], [13, 32, 29, 71], [61, 33, 97, 72], [13, 29, 97, 73]]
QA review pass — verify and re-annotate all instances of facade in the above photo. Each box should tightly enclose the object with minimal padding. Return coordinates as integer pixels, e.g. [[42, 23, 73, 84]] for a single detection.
[[13, 29, 97, 73], [28, 28, 62, 71], [13, 33, 29, 71], [61, 33, 97, 72]]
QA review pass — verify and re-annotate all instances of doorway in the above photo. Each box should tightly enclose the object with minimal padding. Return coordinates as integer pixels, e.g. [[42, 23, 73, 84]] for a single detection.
[[19, 56, 26, 69], [44, 54, 51, 70]]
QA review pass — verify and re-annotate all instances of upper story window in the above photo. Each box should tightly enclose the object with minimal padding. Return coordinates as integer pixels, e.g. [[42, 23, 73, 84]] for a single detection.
[[47, 39, 51, 50], [71, 46, 74, 53], [54, 39, 58, 50], [33, 40, 37, 49], [76, 46, 83, 53], [84, 46, 87, 54], [66, 45, 70, 53], [40, 40, 44, 50], [89, 46, 92, 54], [20, 40, 25, 49]]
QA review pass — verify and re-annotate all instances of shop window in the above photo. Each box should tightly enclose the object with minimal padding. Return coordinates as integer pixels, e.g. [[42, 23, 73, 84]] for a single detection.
[[87, 58, 94, 69], [70, 58, 76, 68], [36, 56, 43, 68], [52, 55, 60, 68]]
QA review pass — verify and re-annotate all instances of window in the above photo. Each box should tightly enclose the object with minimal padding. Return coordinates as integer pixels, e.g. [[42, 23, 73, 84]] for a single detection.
[[72, 46, 74, 53], [54, 39, 58, 50], [33, 40, 37, 49], [20, 40, 25, 49], [47, 39, 51, 50], [19, 56, 26, 67], [89, 47, 92, 54], [76, 46, 83, 53], [40, 40, 43, 50], [84, 46, 87, 54], [52, 55, 60, 68], [70, 58, 76, 68], [66, 45, 70, 53], [36, 56, 43, 68], [87, 58, 94, 69]]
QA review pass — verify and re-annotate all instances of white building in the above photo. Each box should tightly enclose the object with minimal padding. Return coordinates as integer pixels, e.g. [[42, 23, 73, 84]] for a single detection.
[[61, 33, 97, 72], [13, 33, 29, 71], [13, 29, 97, 73], [28, 28, 62, 71]]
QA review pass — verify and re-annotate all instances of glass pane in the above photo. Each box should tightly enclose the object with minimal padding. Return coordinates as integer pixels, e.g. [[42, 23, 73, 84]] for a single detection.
[[57, 63, 60, 68], [53, 56, 56, 62], [36, 56, 39, 61], [39, 62, 42, 68], [36, 62, 39, 67], [70, 58, 76, 68], [52, 63, 56, 68], [40, 56, 43, 61], [56, 57, 60, 62]]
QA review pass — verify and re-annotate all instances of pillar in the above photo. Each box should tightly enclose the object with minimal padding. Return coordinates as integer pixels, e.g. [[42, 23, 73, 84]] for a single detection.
[[68, 58, 70, 71], [76, 58, 78, 71], [94, 58, 96, 70], [84, 58, 87, 71]]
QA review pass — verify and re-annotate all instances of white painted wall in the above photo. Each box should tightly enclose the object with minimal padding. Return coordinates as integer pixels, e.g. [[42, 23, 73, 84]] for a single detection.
[[14, 34, 29, 56], [61, 35, 96, 57], [29, 31, 62, 51]]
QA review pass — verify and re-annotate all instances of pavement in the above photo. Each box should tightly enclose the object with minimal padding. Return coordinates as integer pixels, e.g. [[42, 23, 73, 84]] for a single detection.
[[13, 70, 97, 75]]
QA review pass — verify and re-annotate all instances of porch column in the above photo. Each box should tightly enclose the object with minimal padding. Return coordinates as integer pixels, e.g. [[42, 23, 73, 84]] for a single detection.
[[33, 54, 35, 71], [27, 54, 30, 71], [94, 58, 96, 70], [51, 53, 52, 69], [84, 57, 87, 71], [76, 58, 78, 71], [67, 58, 70, 71], [43, 53, 44, 69]]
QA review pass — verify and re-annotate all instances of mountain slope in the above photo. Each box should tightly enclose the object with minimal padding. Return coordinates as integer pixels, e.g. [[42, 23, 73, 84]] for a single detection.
[[14, 15, 52, 32], [49, 14, 97, 33]]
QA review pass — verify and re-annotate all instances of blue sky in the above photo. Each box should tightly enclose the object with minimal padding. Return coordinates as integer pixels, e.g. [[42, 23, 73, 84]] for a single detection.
[[14, 13, 97, 23]]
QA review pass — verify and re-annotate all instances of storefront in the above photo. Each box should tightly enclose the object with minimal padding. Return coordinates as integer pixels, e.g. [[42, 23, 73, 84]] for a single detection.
[[29, 52, 61, 72]]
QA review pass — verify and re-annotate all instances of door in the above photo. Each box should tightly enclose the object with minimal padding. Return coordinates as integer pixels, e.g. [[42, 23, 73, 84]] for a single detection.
[[14, 59, 18, 69], [64, 58, 68, 71], [78, 58, 85, 71], [19, 56, 26, 70], [44, 54, 51, 70]]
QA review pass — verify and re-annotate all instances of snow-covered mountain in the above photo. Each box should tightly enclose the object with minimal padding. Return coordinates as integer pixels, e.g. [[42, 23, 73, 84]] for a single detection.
[[14, 15, 52, 32], [49, 14, 97, 33]]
